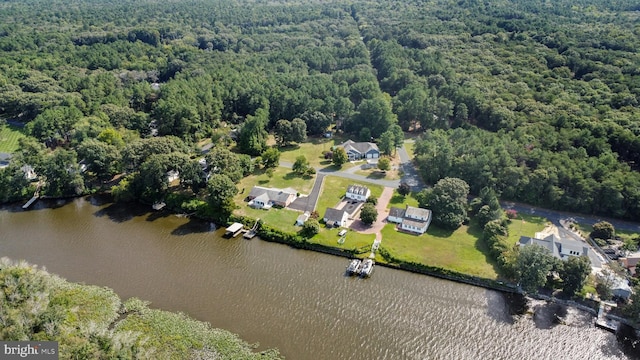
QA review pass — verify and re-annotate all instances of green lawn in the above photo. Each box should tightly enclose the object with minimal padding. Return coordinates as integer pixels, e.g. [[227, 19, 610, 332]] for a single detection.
[[239, 206, 301, 233], [404, 140, 415, 159], [354, 168, 400, 180], [0, 125, 26, 153], [505, 213, 549, 245], [380, 221, 500, 279], [308, 227, 375, 253], [236, 166, 315, 197], [315, 175, 384, 214], [387, 192, 419, 209], [278, 138, 339, 168]]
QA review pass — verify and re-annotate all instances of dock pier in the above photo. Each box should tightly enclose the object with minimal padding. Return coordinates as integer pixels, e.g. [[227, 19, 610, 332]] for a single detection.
[[22, 181, 42, 209]]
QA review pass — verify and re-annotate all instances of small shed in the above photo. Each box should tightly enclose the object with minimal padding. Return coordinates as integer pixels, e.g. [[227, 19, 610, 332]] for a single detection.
[[296, 211, 310, 226]]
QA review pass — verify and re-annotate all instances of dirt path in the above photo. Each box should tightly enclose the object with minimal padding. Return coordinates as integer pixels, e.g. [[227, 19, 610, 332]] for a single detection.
[[349, 186, 394, 234]]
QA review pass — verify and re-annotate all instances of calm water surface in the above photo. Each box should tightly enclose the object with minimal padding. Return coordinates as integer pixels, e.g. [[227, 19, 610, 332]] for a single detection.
[[0, 197, 636, 359]]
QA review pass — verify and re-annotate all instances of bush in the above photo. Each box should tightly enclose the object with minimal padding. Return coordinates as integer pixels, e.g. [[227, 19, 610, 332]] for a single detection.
[[300, 218, 320, 238]]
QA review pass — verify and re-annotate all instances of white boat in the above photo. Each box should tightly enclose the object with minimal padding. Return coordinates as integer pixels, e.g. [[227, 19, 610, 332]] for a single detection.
[[360, 259, 374, 277], [346, 259, 361, 275]]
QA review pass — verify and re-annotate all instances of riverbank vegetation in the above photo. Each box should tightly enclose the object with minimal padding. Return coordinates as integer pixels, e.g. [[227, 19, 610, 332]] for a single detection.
[[0, 257, 281, 359]]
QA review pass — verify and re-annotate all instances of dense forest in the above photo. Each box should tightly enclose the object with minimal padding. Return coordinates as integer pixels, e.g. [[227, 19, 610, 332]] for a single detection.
[[0, 0, 639, 220]]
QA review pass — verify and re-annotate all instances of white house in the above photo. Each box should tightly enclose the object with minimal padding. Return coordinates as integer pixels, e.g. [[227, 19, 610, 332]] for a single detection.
[[167, 170, 180, 183], [518, 233, 589, 260], [21, 165, 37, 181], [388, 207, 406, 224], [323, 208, 348, 228], [340, 140, 380, 161], [345, 184, 370, 201], [388, 205, 432, 235], [247, 186, 297, 209]]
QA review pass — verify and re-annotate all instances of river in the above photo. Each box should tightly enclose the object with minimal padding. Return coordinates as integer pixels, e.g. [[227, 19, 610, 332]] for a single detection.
[[0, 196, 637, 359]]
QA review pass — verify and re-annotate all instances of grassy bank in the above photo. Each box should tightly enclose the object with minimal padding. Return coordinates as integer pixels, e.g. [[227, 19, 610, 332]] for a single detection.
[[0, 124, 26, 153], [0, 257, 282, 360], [379, 222, 499, 279]]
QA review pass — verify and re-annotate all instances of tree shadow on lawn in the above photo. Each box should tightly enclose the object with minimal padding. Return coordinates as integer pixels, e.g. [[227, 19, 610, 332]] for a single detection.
[[389, 194, 406, 206], [366, 171, 386, 180], [466, 221, 504, 278], [426, 225, 455, 238]]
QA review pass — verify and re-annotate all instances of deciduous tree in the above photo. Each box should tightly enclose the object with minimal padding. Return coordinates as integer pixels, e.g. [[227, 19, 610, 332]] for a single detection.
[[292, 155, 310, 175], [332, 147, 348, 168], [377, 157, 391, 171], [517, 244, 556, 293], [261, 148, 280, 169], [424, 177, 470, 230], [360, 202, 378, 226], [559, 256, 591, 296]]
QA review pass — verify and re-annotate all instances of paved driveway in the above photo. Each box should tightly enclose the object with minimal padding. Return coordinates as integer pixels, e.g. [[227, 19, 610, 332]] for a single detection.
[[288, 173, 326, 212], [349, 186, 394, 234]]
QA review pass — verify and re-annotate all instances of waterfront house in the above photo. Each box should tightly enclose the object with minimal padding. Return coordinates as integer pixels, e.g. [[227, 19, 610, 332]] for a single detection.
[[518, 233, 589, 260], [340, 140, 380, 161], [388, 206, 406, 223], [388, 205, 432, 235], [21, 164, 37, 181], [247, 186, 297, 209], [323, 208, 348, 228], [167, 170, 180, 183], [345, 184, 370, 201]]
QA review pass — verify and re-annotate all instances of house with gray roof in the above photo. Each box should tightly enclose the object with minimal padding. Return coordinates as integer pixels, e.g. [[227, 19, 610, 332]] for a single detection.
[[247, 186, 297, 209], [323, 208, 348, 228], [388, 205, 432, 234], [518, 233, 589, 260], [340, 140, 380, 161], [345, 184, 370, 201]]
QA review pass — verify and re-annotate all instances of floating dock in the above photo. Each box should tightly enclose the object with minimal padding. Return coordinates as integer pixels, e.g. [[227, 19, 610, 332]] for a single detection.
[[224, 223, 244, 238], [243, 218, 260, 239]]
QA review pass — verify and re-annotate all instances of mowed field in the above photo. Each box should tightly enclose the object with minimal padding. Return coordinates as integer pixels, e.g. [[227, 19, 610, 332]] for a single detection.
[[0, 125, 26, 153]]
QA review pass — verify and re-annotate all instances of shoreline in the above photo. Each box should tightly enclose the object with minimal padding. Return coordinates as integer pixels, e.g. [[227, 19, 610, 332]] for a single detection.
[[10, 194, 632, 334]]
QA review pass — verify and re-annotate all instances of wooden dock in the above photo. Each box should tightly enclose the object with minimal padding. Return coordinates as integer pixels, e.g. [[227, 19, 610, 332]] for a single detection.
[[22, 181, 42, 209], [22, 195, 39, 209]]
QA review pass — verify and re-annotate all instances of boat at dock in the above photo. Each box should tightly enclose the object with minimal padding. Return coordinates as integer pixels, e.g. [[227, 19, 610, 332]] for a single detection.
[[224, 222, 244, 238], [346, 259, 361, 275], [360, 259, 374, 277]]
